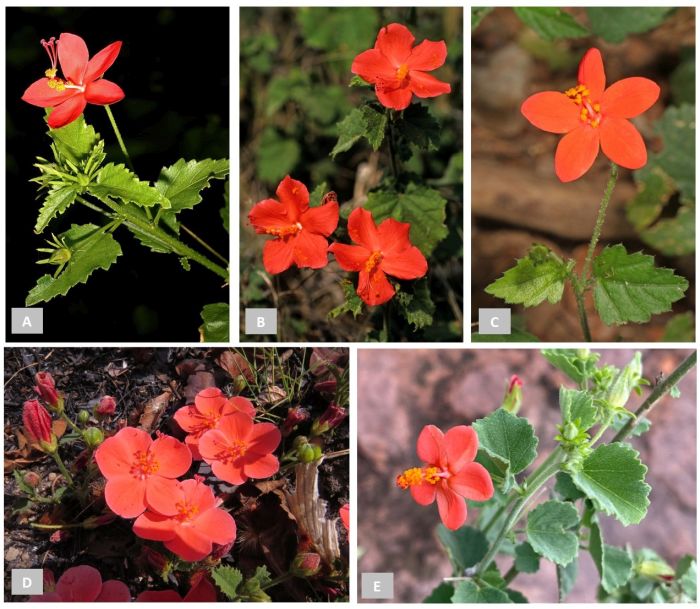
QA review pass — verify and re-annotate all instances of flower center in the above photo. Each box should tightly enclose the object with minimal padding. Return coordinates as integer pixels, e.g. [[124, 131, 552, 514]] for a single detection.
[[364, 251, 383, 274], [264, 222, 302, 238], [40, 36, 85, 92], [215, 439, 248, 464], [175, 500, 200, 523], [396, 64, 410, 83], [396, 466, 444, 489], [130, 450, 160, 479], [564, 84, 603, 128]]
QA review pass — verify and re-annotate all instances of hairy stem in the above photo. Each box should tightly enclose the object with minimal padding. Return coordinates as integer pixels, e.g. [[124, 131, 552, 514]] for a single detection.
[[51, 451, 74, 485], [104, 105, 134, 172]]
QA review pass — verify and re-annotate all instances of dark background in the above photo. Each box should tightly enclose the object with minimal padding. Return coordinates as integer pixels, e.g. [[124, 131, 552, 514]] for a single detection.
[[6, 7, 229, 342]]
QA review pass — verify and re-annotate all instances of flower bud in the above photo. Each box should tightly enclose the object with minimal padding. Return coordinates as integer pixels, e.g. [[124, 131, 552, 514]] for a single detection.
[[293, 435, 309, 449], [311, 403, 347, 436], [637, 558, 675, 580], [82, 512, 117, 529], [95, 395, 117, 416], [281, 407, 310, 437], [291, 552, 322, 577], [77, 410, 90, 424], [34, 372, 61, 409], [314, 379, 337, 394], [298, 444, 317, 463], [22, 399, 57, 452], [141, 546, 169, 573], [23, 471, 41, 488], [209, 541, 234, 561], [83, 427, 104, 448], [501, 375, 523, 414], [607, 352, 643, 409]]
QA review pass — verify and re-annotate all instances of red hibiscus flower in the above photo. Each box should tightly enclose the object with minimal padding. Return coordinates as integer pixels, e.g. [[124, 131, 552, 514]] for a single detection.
[[174, 387, 255, 460], [199, 412, 281, 485], [133, 478, 236, 562], [521, 48, 660, 182], [248, 176, 339, 275], [136, 577, 218, 602], [95, 427, 192, 519], [32, 566, 130, 602], [329, 208, 428, 306], [396, 425, 494, 530], [352, 23, 451, 111], [22, 33, 124, 129]]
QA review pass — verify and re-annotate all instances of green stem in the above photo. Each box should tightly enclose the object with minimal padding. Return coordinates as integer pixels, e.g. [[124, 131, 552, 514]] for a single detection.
[[30, 522, 83, 530], [180, 223, 228, 265], [582, 162, 618, 284], [572, 276, 593, 342], [51, 451, 74, 485], [612, 351, 697, 442], [386, 110, 399, 179], [261, 572, 294, 591], [503, 565, 518, 585], [59, 410, 81, 434], [104, 105, 134, 172]]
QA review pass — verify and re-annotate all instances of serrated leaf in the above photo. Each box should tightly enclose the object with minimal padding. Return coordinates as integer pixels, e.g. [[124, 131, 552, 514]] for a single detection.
[[505, 588, 528, 603], [424, 582, 455, 603], [586, 7, 673, 43], [222, 180, 229, 233], [48, 114, 100, 165], [554, 472, 586, 501], [361, 104, 387, 150], [662, 312, 695, 342], [199, 303, 229, 342], [90, 163, 169, 208], [131, 209, 179, 253], [309, 181, 329, 207], [514, 7, 589, 41], [26, 224, 122, 306], [437, 525, 488, 573], [486, 246, 572, 307], [557, 557, 578, 601], [398, 103, 441, 151], [677, 555, 697, 600], [526, 500, 579, 566], [611, 414, 651, 437], [627, 170, 674, 231], [559, 387, 597, 431], [328, 279, 364, 319], [641, 205, 695, 256], [570, 442, 650, 526], [541, 349, 599, 385], [211, 565, 243, 600], [592, 244, 688, 325], [473, 409, 538, 477], [589, 519, 633, 593], [396, 279, 435, 330], [35, 186, 77, 233], [155, 158, 228, 213], [653, 104, 695, 202], [472, 7, 493, 31], [364, 183, 447, 256], [515, 541, 541, 573], [452, 581, 511, 603], [331, 108, 366, 158]]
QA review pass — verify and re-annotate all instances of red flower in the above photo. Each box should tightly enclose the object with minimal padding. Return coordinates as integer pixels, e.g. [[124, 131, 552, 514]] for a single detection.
[[248, 176, 339, 274], [521, 48, 660, 182], [22, 399, 57, 452], [329, 208, 428, 306], [396, 425, 493, 530], [133, 478, 236, 562], [22, 33, 124, 129], [94, 427, 192, 519], [352, 23, 451, 110], [173, 387, 255, 460], [32, 565, 130, 602], [136, 576, 218, 602], [199, 412, 281, 485], [34, 371, 60, 407]]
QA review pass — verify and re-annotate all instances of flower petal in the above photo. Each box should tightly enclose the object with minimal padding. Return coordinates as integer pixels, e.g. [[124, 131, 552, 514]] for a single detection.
[[227, 396, 256, 417], [357, 268, 395, 306], [599, 117, 647, 169], [166, 526, 212, 562], [377, 217, 411, 254], [410, 481, 437, 506], [408, 40, 447, 71], [375, 23, 415, 66], [300, 201, 339, 236], [408, 70, 451, 99], [173, 405, 204, 433], [444, 426, 478, 472], [416, 424, 444, 465], [555, 125, 600, 182], [276, 175, 308, 218], [193, 508, 237, 545], [58, 33, 89, 85], [180, 478, 217, 512], [247, 422, 282, 455], [217, 412, 254, 443], [351, 48, 396, 83], [21, 78, 78, 107], [145, 476, 181, 517], [521, 91, 580, 134], [293, 230, 330, 269], [84, 79, 125, 105], [184, 578, 218, 602], [578, 48, 605, 100], [262, 238, 295, 274], [194, 387, 225, 417], [249, 198, 294, 233], [149, 435, 192, 478], [436, 486, 467, 530], [347, 208, 381, 250], [242, 452, 280, 479], [329, 243, 370, 271], [95, 427, 152, 478], [104, 475, 147, 518], [84, 41, 122, 83], [136, 590, 183, 602], [133, 510, 177, 541], [210, 459, 247, 485], [376, 85, 414, 110], [448, 462, 495, 501], [55, 565, 102, 602], [185, 435, 203, 460], [47, 94, 87, 129], [601, 77, 660, 119], [95, 580, 131, 602], [380, 247, 427, 280]]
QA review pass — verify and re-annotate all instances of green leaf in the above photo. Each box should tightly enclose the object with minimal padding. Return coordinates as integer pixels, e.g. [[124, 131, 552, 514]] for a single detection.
[[641, 205, 695, 256], [663, 312, 695, 341], [90, 163, 169, 208], [309, 181, 329, 207], [155, 158, 228, 212], [452, 581, 511, 603], [559, 387, 597, 431], [514, 7, 589, 41], [557, 558, 578, 601], [586, 7, 673, 43], [670, 55, 695, 106], [437, 525, 489, 573], [472, 7, 493, 31], [211, 565, 243, 600], [296, 7, 377, 53], [395, 279, 435, 330], [589, 519, 633, 593], [199, 303, 229, 342], [397, 104, 441, 151], [472, 329, 540, 342], [222, 180, 229, 233], [238, 566, 272, 602], [473, 409, 538, 477], [486, 246, 573, 307], [541, 349, 599, 385], [653, 104, 695, 202], [424, 582, 455, 603], [626, 170, 674, 231], [361, 104, 388, 150], [331, 108, 366, 158], [257, 128, 300, 183], [526, 500, 579, 566], [592, 244, 688, 325], [505, 589, 528, 603], [677, 555, 697, 600], [35, 185, 77, 233], [554, 472, 585, 501], [48, 114, 100, 165], [364, 183, 447, 256], [349, 74, 370, 88], [570, 442, 650, 526], [328, 279, 364, 319], [26, 224, 122, 306], [515, 542, 541, 574]]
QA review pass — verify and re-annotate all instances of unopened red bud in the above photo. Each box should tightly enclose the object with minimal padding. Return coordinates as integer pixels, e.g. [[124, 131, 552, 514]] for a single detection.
[[141, 546, 169, 572], [82, 512, 117, 529], [314, 379, 337, 394], [209, 541, 234, 560], [291, 552, 322, 577], [311, 403, 347, 436], [281, 407, 310, 436], [23, 471, 41, 488], [34, 372, 60, 408], [501, 374, 523, 414], [95, 395, 116, 416], [22, 400, 57, 452]]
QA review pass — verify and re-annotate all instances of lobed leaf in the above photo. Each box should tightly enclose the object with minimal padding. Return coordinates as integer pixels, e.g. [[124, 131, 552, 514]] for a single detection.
[[436, 525, 488, 574], [90, 163, 169, 208], [473, 409, 538, 477], [211, 565, 243, 600], [515, 541, 541, 574], [559, 387, 597, 431], [395, 279, 435, 330], [155, 158, 229, 212], [589, 519, 633, 593], [526, 500, 579, 566], [452, 581, 511, 603]]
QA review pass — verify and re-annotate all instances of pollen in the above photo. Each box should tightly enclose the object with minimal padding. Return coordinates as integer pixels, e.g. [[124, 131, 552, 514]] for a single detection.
[[224, 439, 248, 461], [364, 251, 383, 274], [175, 500, 200, 523], [396, 64, 410, 82], [265, 222, 302, 238], [396, 466, 442, 489], [130, 450, 160, 478], [45, 68, 57, 79]]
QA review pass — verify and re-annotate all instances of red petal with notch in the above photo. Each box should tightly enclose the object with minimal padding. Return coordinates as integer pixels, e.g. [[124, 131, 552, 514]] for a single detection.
[[601, 77, 660, 119], [409, 70, 451, 98], [577, 48, 606, 100], [166, 526, 212, 561], [521, 91, 580, 134], [443, 426, 478, 471], [380, 246, 427, 280], [133, 510, 177, 541], [58, 33, 89, 85], [375, 23, 415, 66], [47, 94, 87, 128], [408, 40, 447, 71], [149, 435, 192, 478], [84, 41, 122, 83], [600, 117, 647, 169], [247, 422, 282, 456], [242, 452, 280, 479], [416, 425, 444, 465], [555, 125, 600, 182], [55, 566, 102, 602], [84, 79, 124, 105], [249, 198, 294, 233], [104, 475, 147, 518]]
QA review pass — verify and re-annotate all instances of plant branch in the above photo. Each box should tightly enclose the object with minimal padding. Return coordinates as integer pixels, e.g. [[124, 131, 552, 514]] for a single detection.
[[582, 162, 618, 283], [180, 223, 228, 265], [104, 105, 134, 172]]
